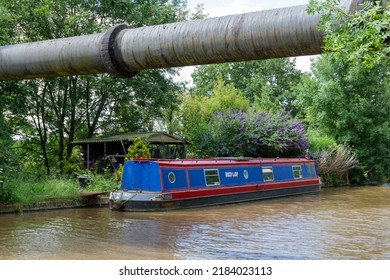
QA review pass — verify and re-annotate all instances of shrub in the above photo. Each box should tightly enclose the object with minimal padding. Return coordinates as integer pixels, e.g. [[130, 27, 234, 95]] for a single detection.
[[83, 173, 119, 192], [307, 130, 336, 153], [193, 109, 308, 158], [63, 147, 83, 176], [316, 144, 358, 186], [113, 137, 151, 183], [125, 137, 151, 161], [0, 181, 15, 204]]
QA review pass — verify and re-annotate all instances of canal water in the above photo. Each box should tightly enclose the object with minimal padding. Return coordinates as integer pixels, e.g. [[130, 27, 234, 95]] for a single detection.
[[0, 186, 389, 260]]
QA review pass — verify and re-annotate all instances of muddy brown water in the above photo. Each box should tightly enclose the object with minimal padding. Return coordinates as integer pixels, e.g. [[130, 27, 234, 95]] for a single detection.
[[0, 186, 389, 260]]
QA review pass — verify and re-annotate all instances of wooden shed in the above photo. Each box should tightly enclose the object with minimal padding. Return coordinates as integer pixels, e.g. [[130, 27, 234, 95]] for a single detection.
[[70, 132, 188, 171]]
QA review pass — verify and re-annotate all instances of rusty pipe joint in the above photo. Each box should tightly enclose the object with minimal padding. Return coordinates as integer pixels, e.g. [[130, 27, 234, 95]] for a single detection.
[[0, 25, 138, 80], [100, 24, 138, 78]]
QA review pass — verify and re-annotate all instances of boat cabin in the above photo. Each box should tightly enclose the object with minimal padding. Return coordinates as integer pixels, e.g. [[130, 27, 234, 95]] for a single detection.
[[121, 157, 319, 193]]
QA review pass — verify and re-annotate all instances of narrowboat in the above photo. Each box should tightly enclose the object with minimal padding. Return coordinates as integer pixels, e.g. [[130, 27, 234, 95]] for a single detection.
[[109, 157, 321, 211]]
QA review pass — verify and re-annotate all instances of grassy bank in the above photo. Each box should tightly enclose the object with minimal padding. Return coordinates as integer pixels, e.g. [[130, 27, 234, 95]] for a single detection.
[[0, 172, 118, 206]]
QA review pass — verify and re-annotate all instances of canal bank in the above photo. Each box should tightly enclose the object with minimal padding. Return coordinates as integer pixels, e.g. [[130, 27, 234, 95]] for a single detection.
[[0, 192, 109, 215]]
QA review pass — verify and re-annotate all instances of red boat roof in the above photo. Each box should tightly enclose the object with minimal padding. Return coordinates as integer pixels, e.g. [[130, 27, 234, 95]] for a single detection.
[[132, 157, 315, 167]]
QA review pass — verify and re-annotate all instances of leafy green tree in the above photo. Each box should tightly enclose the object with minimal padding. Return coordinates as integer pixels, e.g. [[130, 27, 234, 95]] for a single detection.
[[181, 78, 250, 152], [308, 0, 390, 68], [156, 89, 182, 136], [0, 7, 24, 176], [300, 0, 390, 182], [190, 59, 303, 112], [112, 71, 181, 133], [0, 0, 200, 174], [0, 83, 16, 173], [296, 56, 390, 181]]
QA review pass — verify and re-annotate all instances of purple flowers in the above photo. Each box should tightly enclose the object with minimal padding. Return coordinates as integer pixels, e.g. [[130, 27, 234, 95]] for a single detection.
[[196, 109, 308, 157]]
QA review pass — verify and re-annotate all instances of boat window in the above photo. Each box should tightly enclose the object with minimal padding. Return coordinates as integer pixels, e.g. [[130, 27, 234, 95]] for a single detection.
[[168, 172, 176, 183], [292, 165, 303, 179], [262, 167, 274, 182], [243, 170, 249, 179], [204, 169, 220, 186]]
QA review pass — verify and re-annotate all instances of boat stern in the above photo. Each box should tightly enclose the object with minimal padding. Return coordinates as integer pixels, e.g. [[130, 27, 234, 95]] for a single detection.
[[109, 159, 164, 210], [109, 190, 170, 210]]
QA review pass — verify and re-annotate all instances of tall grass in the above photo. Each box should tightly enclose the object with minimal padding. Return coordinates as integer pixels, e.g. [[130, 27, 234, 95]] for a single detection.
[[82, 173, 119, 193], [1, 173, 81, 205], [0, 171, 120, 206]]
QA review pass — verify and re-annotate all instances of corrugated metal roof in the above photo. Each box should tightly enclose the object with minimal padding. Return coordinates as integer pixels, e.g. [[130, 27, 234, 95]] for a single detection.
[[71, 132, 188, 145]]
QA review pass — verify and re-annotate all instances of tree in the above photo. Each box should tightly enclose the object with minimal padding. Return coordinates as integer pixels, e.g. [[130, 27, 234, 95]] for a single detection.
[[111, 70, 181, 133], [0, 82, 16, 174], [0, 0, 200, 174], [181, 78, 250, 152], [299, 56, 390, 181], [300, 0, 390, 182], [308, 0, 390, 68], [190, 59, 303, 113]]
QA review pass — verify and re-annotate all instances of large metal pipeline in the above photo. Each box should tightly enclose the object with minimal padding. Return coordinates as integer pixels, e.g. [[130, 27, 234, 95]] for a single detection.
[[0, 0, 383, 81]]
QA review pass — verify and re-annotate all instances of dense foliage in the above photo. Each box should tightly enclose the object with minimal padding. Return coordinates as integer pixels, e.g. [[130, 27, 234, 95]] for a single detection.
[[183, 62, 306, 158], [181, 79, 250, 144], [194, 109, 308, 158], [191, 59, 303, 112], [308, 0, 390, 68], [302, 0, 390, 182], [0, 0, 205, 176], [297, 57, 390, 181]]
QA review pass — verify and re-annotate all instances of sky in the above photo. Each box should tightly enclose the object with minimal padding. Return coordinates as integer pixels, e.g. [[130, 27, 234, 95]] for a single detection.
[[175, 0, 318, 84]]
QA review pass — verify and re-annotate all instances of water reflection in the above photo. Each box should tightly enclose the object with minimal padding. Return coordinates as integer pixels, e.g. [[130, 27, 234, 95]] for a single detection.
[[0, 186, 389, 260]]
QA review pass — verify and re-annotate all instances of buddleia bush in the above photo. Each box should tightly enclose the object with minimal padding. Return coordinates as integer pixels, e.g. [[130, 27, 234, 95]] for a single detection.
[[194, 109, 308, 158]]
